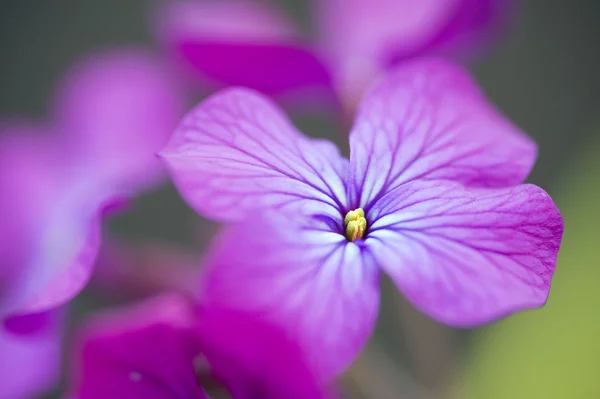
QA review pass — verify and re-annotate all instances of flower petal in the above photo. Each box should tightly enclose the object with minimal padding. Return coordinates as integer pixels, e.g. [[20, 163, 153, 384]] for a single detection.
[[202, 216, 380, 380], [52, 49, 184, 191], [0, 132, 112, 320], [68, 294, 205, 399], [317, 0, 510, 103], [161, 88, 348, 223], [198, 306, 329, 399], [158, 0, 336, 107], [0, 311, 62, 399], [367, 180, 563, 326], [2, 51, 183, 320], [387, 0, 514, 62], [348, 58, 537, 209], [318, 0, 460, 62], [317, 0, 459, 102], [0, 131, 54, 300]]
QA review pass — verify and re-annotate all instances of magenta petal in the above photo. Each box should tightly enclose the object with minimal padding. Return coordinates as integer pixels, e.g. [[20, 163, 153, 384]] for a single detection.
[[0, 132, 57, 300], [158, 0, 335, 105], [0, 133, 111, 320], [2, 51, 183, 320], [157, 0, 300, 50], [69, 294, 206, 399], [391, 0, 514, 62], [160, 88, 348, 223], [317, 0, 509, 102], [202, 217, 380, 381], [198, 307, 328, 399], [53, 49, 184, 191], [318, 0, 461, 61], [0, 311, 62, 399], [367, 180, 563, 326], [317, 0, 460, 99], [13, 215, 101, 316], [348, 58, 537, 208]]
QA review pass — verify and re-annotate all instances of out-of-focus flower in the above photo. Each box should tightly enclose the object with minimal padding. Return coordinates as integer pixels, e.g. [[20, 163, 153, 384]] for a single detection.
[[0, 311, 62, 399], [67, 294, 330, 398], [160, 58, 564, 379], [157, 0, 510, 114], [316, 0, 510, 107], [0, 49, 183, 324], [156, 0, 337, 113]]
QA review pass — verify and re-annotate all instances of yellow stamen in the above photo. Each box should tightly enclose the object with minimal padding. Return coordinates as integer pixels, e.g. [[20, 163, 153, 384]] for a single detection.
[[344, 208, 367, 242]]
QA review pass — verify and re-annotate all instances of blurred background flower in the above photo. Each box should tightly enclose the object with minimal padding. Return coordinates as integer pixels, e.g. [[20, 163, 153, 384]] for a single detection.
[[1, 0, 599, 398], [67, 294, 331, 398], [157, 0, 509, 118], [0, 49, 184, 325]]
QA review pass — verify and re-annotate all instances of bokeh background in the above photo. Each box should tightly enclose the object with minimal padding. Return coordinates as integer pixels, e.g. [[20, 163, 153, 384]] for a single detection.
[[1, 0, 599, 398]]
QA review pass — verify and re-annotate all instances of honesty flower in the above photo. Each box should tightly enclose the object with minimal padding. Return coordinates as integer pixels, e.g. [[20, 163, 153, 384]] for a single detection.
[[0, 49, 183, 324], [157, 0, 510, 112], [160, 58, 564, 379], [67, 294, 329, 399]]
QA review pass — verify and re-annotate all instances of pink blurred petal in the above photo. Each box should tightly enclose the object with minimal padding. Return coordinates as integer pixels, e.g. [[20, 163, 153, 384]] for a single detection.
[[53, 48, 185, 191], [317, 0, 511, 105], [202, 216, 380, 381], [2, 49, 185, 321], [160, 88, 348, 223], [68, 294, 331, 398], [198, 306, 331, 398], [388, 0, 514, 63], [0, 131, 107, 320], [0, 310, 62, 399], [157, 0, 337, 108], [68, 294, 204, 399], [348, 58, 537, 209], [0, 131, 58, 301], [317, 0, 458, 100], [13, 213, 101, 316], [367, 180, 563, 326]]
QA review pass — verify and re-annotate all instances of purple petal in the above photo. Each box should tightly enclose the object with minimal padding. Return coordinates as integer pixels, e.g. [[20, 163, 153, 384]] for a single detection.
[[0, 131, 56, 300], [0, 311, 62, 399], [52, 49, 184, 191], [68, 294, 206, 399], [2, 50, 183, 319], [316, 0, 459, 102], [202, 216, 380, 381], [157, 0, 336, 108], [348, 58, 537, 209], [0, 132, 111, 321], [366, 180, 563, 326], [197, 306, 329, 399], [387, 0, 514, 63], [316, 0, 509, 103], [160, 88, 348, 223]]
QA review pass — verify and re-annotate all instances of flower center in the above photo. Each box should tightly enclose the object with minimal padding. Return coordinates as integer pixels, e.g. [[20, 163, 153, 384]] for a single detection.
[[344, 208, 367, 242]]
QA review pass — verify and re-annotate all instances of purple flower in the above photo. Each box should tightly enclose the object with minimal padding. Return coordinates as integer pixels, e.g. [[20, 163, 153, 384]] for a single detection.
[[157, 0, 510, 112], [0, 49, 183, 324], [160, 58, 564, 379], [67, 294, 330, 399]]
